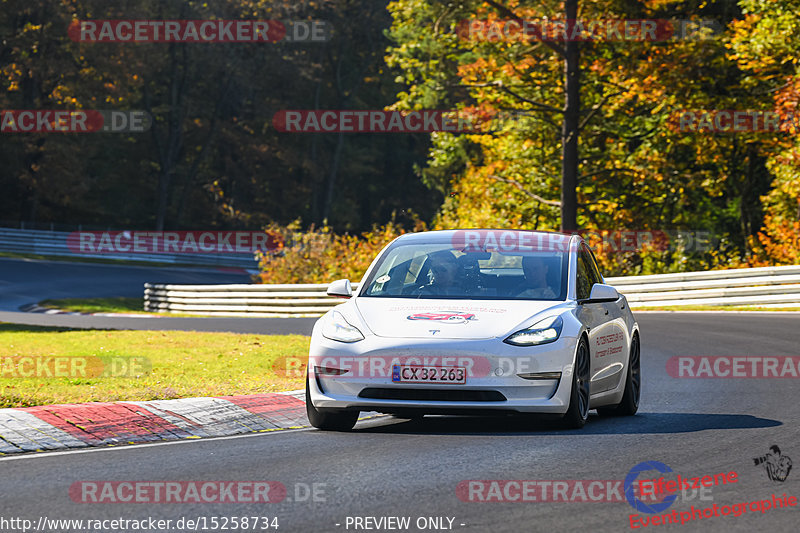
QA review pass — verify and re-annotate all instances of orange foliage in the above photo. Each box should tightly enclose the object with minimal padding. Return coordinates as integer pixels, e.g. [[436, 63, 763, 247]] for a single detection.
[[749, 214, 800, 266], [255, 218, 427, 284]]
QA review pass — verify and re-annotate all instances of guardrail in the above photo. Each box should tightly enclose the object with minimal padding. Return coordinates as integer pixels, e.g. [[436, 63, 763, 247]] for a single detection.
[[143, 283, 362, 316], [0, 227, 259, 268], [605, 265, 800, 308], [144, 265, 800, 317]]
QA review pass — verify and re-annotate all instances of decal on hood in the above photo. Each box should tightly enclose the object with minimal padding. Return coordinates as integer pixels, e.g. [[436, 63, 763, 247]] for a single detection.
[[388, 305, 507, 314], [407, 311, 477, 324]]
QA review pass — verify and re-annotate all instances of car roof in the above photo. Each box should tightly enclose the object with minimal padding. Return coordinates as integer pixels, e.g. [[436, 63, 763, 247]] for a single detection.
[[393, 229, 580, 244]]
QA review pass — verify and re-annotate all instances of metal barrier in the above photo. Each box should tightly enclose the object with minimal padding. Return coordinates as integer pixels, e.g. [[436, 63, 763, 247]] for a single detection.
[[605, 265, 800, 308], [143, 283, 361, 316], [144, 265, 800, 317], [0, 227, 259, 268]]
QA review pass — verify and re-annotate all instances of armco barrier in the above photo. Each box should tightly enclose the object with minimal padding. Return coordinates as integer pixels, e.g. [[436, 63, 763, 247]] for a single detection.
[[143, 283, 361, 317], [0, 227, 259, 268], [144, 265, 800, 317], [605, 265, 800, 308]]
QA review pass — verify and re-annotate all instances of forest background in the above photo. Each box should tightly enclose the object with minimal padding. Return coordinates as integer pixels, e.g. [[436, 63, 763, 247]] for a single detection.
[[1, 0, 798, 283]]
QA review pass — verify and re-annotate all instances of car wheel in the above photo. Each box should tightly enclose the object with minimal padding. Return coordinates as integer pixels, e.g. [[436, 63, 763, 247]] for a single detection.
[[597, 334, 640, 417], [305, 375, 359, 431], [562, 336, 590, 429]]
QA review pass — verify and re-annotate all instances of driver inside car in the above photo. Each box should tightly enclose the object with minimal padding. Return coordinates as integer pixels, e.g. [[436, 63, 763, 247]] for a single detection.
[[416, 250, 463, 296], [514, 256, 557, 299]]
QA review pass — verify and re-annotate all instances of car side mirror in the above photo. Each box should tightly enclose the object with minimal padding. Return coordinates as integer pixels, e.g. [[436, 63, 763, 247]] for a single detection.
[[582, 283, 620, 304], [327, 279, 353, 299]]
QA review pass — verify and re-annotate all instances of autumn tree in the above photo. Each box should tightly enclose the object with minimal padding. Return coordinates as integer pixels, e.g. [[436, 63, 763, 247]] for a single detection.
[[386, 0, 770, 274], [730, 0, 800, 264]]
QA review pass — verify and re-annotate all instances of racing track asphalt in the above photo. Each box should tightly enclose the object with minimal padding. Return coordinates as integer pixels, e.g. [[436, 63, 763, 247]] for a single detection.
[[0, 257, 317, 335], [1, 312, 798, 532]]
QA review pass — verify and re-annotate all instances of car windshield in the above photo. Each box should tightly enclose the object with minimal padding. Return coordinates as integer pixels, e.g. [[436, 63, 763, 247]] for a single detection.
[[360, 242, 568, 300]]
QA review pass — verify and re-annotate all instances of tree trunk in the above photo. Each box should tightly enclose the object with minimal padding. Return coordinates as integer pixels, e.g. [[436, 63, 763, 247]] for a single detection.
[[322, 131, 345, 224], [561, 0, 580, 232], [150, 44, 186, 231]]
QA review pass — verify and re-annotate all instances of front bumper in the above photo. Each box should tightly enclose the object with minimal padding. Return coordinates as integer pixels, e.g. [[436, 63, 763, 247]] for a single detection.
[[307, 334, 578, 415]]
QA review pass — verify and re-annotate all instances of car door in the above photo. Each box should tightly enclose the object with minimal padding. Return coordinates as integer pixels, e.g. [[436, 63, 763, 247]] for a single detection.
[[574, 247, 608, 395], [582, 245, 629, 393]]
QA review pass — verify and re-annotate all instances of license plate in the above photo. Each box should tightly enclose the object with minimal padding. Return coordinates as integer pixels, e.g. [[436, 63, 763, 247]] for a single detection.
[[392, 365, 466, 384]]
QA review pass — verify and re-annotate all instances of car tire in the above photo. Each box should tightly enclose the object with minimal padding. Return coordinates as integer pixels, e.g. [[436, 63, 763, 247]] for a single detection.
[[597, 334, 640, 417], [561, 336, 590, 429], [305, 376, 359, 431]]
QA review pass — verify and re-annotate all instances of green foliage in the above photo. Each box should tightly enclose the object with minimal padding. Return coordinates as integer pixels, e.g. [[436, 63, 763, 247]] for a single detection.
[[730, 0, 800, 264], [0, 0, 439, 232], [255, 216, 427, 284], [385, 0, 795, 275], [2, 0, 799, 277]]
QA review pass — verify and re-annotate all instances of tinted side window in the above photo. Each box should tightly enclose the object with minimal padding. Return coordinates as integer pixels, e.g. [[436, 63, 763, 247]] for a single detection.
[[576, 252, 592, 300], [581, 245, 603, 287]]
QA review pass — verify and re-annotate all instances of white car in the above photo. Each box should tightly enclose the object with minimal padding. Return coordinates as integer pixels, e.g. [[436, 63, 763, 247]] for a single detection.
[[306, 229, 640, 430]]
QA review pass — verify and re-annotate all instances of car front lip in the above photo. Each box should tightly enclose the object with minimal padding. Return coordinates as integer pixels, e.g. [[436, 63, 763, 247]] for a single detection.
[[307, 334, 577, 414]]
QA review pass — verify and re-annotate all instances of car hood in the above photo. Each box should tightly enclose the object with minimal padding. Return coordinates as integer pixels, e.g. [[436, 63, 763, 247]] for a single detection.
[[353, 298, 563, 339]]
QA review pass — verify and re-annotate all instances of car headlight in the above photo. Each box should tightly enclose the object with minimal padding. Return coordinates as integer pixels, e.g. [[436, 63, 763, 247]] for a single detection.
[[322, 311, 365, 343], [504, 316, 563, 346]]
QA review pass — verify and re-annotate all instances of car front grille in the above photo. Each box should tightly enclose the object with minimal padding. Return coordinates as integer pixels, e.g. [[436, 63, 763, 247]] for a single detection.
[[358, 388, 507, 402]]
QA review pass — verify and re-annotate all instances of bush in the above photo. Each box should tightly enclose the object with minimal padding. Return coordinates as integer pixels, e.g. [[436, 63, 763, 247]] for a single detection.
[[255, 218, 426, 284]]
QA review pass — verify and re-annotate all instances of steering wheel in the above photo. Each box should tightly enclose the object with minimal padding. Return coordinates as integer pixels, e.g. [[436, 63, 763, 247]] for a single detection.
[[410, 284, 435, 298]]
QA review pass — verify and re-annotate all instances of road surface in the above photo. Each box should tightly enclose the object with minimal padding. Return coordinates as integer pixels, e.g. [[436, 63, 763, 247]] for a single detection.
[[1, 313, 798, 532]]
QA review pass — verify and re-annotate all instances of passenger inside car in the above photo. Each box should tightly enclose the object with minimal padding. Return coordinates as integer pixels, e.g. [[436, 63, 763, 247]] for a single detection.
[[513, 256, 557, 299]]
